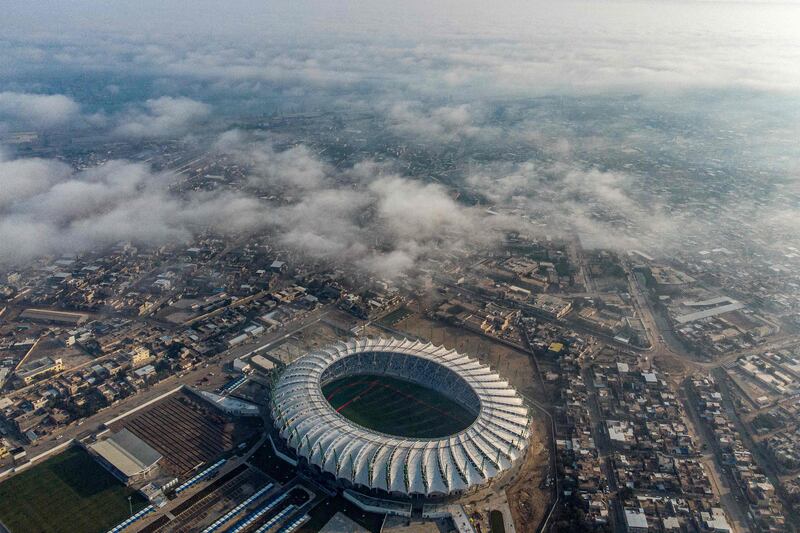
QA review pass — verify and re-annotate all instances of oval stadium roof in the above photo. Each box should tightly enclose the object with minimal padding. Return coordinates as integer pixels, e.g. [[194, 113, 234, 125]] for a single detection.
[[270, 337, 530, 497]]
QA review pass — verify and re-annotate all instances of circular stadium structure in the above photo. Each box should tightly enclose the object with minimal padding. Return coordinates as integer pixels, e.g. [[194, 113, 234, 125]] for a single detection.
[[270, 337, 530, 497]]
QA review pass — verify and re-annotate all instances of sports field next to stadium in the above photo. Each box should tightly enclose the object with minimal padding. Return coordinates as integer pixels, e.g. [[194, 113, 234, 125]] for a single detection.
[[0, 446, 148, 533], [322, 374, 477, 439]]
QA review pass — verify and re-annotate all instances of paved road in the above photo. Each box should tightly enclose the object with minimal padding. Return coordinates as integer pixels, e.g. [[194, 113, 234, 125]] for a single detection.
[[714, 369, 800, 529], [581, 354, 626, 533], [623, 259, 800, 373], [7, 305, 333, 467], [619, 260, 800, 531], [680, 381, 751, 533]]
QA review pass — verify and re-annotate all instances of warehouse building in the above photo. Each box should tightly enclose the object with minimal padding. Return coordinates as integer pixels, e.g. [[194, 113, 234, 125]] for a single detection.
[[90, 428, 162, 484]]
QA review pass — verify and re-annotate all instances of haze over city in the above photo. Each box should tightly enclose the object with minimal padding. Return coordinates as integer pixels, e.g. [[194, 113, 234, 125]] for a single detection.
[[0, 2, 798, 533]]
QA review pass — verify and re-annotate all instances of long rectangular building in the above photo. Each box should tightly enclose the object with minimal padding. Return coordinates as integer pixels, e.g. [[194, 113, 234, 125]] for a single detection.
[[90, 428, 162, 484], [19, 308, 89, 326]]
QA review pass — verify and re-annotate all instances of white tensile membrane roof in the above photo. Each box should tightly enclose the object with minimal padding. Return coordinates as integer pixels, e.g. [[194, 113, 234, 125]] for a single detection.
[[270, 337, 530, 497]]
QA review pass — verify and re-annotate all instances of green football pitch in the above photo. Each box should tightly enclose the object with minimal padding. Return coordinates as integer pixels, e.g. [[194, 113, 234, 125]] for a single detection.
[[322, 374, 476, 438], [0, 446, 148, 533]]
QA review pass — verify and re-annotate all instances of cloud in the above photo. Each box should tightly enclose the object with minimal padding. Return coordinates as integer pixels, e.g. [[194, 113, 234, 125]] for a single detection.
[[466, 160, 685, 251], [4, 0, 800, 99], [214, 130, 329, 190], [0, 92, 81, 129], [387, 102, 487, 142], [0, 0, 797, 274], [0, 149, 266, 265], [113, 96, 211, 138], [0, 150, 72, 209], [0, 135, 510, 279], [370, 177, 477, 242]]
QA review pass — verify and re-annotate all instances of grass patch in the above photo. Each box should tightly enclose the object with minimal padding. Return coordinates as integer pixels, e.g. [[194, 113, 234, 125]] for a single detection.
[[0, 445, 148, 533], [322, 374, 476, 439]]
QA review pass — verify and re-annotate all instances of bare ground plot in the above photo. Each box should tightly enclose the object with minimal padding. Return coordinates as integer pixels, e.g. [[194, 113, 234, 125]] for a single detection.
[[505, 412, 552, 532], [159, 298, 202, 324], [652, 356, 694, 388], [463, 412, 551, 533], [265, 322, 344, 365], [22, 335, 94, 371]]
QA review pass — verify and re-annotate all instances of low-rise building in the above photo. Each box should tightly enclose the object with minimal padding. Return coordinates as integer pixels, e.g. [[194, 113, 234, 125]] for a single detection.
[[16, 357, 64, 385], [89, 429, 162, 484]]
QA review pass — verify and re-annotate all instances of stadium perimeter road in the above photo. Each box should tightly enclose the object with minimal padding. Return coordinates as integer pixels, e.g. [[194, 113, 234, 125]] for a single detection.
[[6, 305, 333, 465]]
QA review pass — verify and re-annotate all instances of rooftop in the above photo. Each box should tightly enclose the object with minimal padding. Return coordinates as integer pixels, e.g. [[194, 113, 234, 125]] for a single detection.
[[90, 428, 162, 478]]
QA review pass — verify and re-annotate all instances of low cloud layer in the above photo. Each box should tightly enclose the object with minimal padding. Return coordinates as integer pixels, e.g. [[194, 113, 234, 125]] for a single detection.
[[113, 97, 211, 138], [0, 92, 82, 130], [387, 103, 487, 142], [0, 148, 265, 264], [466, 161, 686, 250], [0, 134, 510, 278], [0, 92, 210, 140], [3, 1, 799, 98], [0, 0, 797, 273]]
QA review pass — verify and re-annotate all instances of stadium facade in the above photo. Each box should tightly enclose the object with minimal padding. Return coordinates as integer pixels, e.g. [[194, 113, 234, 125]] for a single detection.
[[270, 337, 530, 497]]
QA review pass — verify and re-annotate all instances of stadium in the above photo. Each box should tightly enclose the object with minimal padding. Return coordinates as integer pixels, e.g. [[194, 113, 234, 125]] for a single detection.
[[270, 337, 530, 498]]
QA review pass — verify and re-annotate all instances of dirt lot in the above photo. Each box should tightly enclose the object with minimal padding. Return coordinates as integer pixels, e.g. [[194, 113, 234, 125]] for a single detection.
[[460, 409, 552, 533], [505, 412, 552, 532], [18, 334, 94, 371], [265, 320, 345, 364]]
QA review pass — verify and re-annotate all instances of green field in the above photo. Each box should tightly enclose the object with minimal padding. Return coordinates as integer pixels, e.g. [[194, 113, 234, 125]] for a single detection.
[[0, 446, 148, 533], [322, 374, 476, 438]]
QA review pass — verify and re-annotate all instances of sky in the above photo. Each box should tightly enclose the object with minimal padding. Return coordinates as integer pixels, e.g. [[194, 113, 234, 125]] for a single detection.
[[1, 0, 799, 275], [4, 0, 800, 95]]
